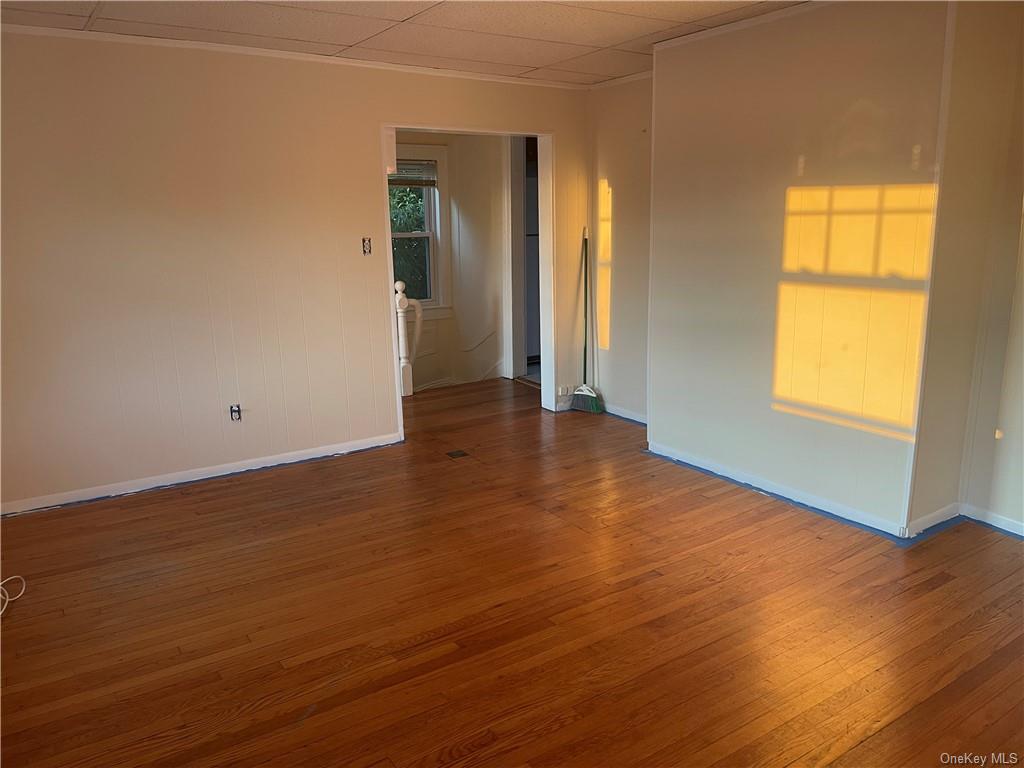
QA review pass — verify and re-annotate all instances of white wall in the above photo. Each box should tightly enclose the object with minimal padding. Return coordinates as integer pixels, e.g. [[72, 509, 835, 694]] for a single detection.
[[1, 30, 588, 511], [986, 256, 1023, 531], [587, 76, 652, 423], [648, 3, 948, 532], [908, 1, 1024, 528], [395, 131, 507, 391]]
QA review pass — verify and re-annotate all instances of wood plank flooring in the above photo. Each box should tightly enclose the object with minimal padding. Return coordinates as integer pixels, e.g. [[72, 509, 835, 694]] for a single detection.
[[2, 378, 1022, 767]]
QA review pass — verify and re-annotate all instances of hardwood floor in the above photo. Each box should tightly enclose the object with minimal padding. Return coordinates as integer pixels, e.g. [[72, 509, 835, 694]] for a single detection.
[[2, 378, 1022, 767]]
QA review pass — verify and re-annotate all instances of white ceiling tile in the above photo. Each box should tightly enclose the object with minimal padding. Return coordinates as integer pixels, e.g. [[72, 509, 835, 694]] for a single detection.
[[337, 47, 532, 76], [1, 7, 87, 29], [354, 22, 598, 67], [563, 1, 759, 24], [553, 47, 651, 76], [90, 18, 345, 55], [520, 68, 608, 84], [97, 2, 395, 46], [259, 2, 438, 21], [614, 21, 703, 52], [410, 1, 674, 48], [3, 1, 94, 15]]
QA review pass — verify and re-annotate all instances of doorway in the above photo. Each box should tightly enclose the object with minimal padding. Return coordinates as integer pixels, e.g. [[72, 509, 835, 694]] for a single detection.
[[380, 126, 557, 438], [517, 137, 542, 390]]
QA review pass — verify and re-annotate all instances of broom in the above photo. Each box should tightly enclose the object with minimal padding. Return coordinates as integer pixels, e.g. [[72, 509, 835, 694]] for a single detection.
[[571, 227, 605, 414]]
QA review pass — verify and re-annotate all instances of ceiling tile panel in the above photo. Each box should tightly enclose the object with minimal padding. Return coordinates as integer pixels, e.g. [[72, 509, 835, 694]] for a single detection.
[[260, 2, 438, 22], [3, 0, 796, 86], [354, 22, 598, 67], [3, 1, 95, 15], [337, 47, 532, 76], [410, 1, 674, 47], [97, 1, 395, 46], [90, 19, 345, 55], [614, 21, 704, 52], [1, 7, 88, 29], [563, 1, 759, 24], [554, 47, 651, 76]]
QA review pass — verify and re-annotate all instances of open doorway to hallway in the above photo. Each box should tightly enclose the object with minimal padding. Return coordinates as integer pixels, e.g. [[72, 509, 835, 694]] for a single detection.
[[384, 128, 554, 433], [517, 137, 543, 390]]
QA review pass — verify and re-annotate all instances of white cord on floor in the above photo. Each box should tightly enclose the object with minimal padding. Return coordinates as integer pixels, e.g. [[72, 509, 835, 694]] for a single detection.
[[1, 576, 26, 616]]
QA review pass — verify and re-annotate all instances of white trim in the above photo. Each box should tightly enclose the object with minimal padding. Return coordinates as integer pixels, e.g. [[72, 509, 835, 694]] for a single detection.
[[653, 3, 821, 52], [1, 24, 588, 91], [903, 2, 959, 531], [904, 502, 960, 538], [647, 441, 904, 537], [1, 432, 402, 516], [962, 503, 1024, 537], [604, 404, 647, 425], [904, 502, 1024, 539], [381, 127, 407, 437], [500, 135, 515, 380], [536, 135, 558, 412], [508, 137, 527, 380], [380, 125, 558, 420], [644, 44, 658, 447]]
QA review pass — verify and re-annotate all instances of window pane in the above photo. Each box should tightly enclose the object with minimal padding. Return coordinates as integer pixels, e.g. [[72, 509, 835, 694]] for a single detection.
[[389, 186, 426, 233], [393, 237, 431, 300]]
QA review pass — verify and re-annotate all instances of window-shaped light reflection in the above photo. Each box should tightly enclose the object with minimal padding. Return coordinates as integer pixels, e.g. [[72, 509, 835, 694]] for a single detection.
[[783, 184, 936, 279], [773, 183, 936, 440], [597, 179, 612, 351]]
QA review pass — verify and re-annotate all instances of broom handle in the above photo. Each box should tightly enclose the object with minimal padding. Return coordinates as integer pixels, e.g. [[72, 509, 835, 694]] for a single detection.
[[582, 228, 589, 386]]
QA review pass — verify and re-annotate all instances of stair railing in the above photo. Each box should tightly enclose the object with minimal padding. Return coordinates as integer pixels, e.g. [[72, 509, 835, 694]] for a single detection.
[[395, 280, 423, 397]]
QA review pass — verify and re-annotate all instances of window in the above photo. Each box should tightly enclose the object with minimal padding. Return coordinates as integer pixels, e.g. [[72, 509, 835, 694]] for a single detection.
[[388, 148, 450, 308]]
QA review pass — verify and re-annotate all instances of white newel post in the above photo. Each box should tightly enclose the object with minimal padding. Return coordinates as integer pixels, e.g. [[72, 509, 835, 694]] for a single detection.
[[395, 281, 414, 397]]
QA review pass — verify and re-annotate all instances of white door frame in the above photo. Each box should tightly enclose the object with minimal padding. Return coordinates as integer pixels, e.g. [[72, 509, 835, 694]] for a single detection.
[[379, 124, 558, 439]]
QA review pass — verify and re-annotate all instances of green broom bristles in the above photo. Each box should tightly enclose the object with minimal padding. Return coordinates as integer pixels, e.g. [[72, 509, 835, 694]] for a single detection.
[[571, 384, 605, 413]]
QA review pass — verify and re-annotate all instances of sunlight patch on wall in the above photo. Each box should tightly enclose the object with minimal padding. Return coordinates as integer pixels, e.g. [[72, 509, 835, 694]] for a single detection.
[[773, 184, 936, 440], [597, 179, 612, 351], [783, 184, 936, 279]]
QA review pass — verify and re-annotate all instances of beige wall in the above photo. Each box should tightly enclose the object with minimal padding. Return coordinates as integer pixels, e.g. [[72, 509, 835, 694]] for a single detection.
[[1, 31, 588, 510], [395, 131, 508, 391], [648, 2, 948, 532], [587, 77, 652, 422], [987, 258, 1023, 528], [909, 2, 1024, 526]]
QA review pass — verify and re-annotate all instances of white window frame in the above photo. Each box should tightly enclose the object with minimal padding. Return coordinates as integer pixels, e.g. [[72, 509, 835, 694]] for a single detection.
[[392, 144, 452, 317]]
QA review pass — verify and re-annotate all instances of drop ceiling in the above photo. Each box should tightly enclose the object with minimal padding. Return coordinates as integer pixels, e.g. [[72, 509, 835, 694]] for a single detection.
[[1, 1, 801, 85]]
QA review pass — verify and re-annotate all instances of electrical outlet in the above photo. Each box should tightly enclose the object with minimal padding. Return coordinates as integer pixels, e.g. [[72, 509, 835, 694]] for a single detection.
[[362, 238, 372, 255], [229, 404, 242, 422]]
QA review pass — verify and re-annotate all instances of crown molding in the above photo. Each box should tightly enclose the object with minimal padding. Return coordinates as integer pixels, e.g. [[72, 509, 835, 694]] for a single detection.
[[1, 23, 596, 91], [653, 2, 819, 52]]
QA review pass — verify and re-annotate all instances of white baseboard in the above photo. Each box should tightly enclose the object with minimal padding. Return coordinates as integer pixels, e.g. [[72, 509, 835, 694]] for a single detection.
[[1, 432, 403, 516], [904, 502, 961, 538], [604, 404, 647, 425], [960, 503, 1024, 537], [647, 442, 904, 537]]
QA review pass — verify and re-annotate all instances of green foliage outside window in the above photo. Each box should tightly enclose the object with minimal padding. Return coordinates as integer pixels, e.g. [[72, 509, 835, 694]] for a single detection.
[[389, 186, 426, 233]]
